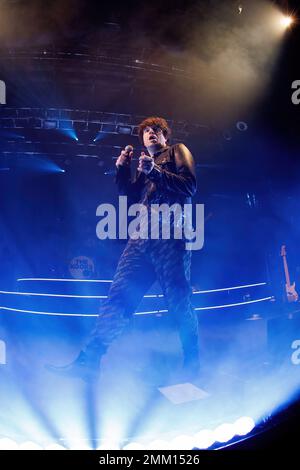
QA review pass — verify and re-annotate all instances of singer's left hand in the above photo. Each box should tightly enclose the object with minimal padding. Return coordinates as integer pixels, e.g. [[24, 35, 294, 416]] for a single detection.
[[138, 152, 154, 175]]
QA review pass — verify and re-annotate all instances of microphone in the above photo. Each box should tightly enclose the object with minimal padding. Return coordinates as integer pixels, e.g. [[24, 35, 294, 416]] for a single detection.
[[115, 144, 134, 170], [122, 145, 133, 163], [124, 144, 133, 155]]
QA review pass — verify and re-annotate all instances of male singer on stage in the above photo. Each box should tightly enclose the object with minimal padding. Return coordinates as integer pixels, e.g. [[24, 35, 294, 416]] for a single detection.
[[48, 116, 200, 382]]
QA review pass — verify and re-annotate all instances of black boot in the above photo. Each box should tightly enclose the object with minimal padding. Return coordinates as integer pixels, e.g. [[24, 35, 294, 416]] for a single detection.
[[45, 348, 103, 382]]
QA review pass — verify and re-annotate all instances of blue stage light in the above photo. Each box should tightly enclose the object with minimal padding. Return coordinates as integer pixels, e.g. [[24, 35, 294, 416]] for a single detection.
[[16, 156, 65, 174], [123, 442, 146, 450], [44, 443, 66, 450], [96, 440, 120, 450], [213, 423, 236, 443], [233, 416, 255, 436], [147, 439, 171, 450], [93, 132, 105, 143], [58, 128, 79, 141], [69, 441, 91, 450], [0, 438, 18, 450], [169, 435, 196, 450], [19, 441, 44, 450], [193, 429, 215, 449]]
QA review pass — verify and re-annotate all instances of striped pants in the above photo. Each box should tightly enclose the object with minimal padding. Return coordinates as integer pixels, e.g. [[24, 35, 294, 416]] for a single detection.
[[86, 237, 200, 365]]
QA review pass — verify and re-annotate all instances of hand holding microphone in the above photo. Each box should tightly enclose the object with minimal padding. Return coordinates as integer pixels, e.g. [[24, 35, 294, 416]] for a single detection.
[[116, 145, 133, 168]]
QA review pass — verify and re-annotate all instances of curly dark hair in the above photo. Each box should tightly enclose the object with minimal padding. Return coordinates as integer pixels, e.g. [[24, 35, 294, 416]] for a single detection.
[[138, 116, 171, 145]]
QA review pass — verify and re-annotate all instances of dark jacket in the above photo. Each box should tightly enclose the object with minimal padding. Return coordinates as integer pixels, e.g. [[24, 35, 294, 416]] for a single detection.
[[115, 143, 197, 208]]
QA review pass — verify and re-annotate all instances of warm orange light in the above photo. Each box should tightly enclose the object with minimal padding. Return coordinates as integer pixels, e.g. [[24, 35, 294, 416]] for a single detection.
[[280, 15, 293, 29]]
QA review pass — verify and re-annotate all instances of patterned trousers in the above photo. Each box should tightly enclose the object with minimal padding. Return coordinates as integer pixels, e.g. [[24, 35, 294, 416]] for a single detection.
[[86, 237, 200, 365]]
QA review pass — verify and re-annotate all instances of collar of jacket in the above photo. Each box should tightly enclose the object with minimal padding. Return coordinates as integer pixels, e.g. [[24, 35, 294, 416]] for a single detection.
[[153, 145, 170, 159]]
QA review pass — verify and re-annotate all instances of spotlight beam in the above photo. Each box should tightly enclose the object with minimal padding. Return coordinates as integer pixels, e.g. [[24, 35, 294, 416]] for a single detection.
[[280, 15, 294, 29]]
